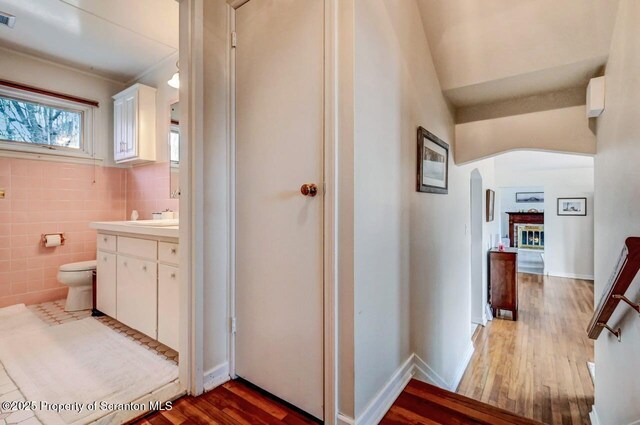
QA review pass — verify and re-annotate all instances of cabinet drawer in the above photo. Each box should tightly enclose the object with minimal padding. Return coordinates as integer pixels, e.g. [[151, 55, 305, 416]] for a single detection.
[[158, 242, 179, 265], [118, 236, 157, 260], [158, 264, 179, 350], [97, 234, 117, 252]]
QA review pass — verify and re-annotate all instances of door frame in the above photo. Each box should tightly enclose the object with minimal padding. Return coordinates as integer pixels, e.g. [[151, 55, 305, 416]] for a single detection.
[[178, 0, 204, 396], [227, 0, 339, 423]]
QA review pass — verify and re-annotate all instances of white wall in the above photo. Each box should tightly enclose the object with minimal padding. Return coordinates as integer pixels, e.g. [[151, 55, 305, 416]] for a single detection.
[[495, 161, 594, 279], [592, 1, 640, 423], [455, 106, 597, 164], [353, 0, 498, 416], [470, 166, 501, 326], [353, 0, 414, 414], [0, 47, 124, 164]]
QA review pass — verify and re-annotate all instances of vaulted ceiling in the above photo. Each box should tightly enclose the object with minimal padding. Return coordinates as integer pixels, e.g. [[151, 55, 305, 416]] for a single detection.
[[417, 0, 620, 107], [0, 0, 178, 82]]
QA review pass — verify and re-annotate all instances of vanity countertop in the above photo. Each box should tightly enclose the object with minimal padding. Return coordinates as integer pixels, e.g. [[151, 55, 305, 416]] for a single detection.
[[90, 219, 179, 239]]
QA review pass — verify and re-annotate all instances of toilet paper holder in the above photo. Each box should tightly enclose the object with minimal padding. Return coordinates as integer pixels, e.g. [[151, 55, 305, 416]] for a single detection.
[[41, 233, 65, 247]]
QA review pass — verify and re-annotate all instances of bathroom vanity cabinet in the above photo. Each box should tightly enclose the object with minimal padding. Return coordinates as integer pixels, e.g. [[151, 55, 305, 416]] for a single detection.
[[113, 83, 157, 164], [95, 230, 179, 350]]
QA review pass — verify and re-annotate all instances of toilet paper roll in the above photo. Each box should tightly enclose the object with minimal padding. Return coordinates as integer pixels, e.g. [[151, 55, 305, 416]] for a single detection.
[[44, 234, 62, 248]]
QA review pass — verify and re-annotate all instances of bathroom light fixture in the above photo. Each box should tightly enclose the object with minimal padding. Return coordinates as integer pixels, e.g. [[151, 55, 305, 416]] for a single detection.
[[167, 61, 180, 89]]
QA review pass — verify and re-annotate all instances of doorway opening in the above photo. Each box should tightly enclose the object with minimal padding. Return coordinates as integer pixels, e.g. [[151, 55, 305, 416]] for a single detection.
[[460, 150, 595, 424]]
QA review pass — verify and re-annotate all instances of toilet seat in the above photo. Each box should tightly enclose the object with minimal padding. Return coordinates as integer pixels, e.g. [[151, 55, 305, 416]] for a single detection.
[[59, 260, 97, 272]]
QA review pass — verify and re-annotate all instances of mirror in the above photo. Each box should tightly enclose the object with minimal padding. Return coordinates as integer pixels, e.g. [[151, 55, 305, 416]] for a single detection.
[[169, 102, 180, 198]]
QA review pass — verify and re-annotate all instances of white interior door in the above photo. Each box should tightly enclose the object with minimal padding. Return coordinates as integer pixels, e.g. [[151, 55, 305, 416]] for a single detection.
[[235, 0, 324, 420]]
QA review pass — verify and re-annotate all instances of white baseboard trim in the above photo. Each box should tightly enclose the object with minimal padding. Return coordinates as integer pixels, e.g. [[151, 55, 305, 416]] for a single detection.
[[413, 344, 474, 393], [547, 271, 594, 280], [450, 342, 475, 392], [589, 406, 600, 425], [203, 362, 230, 392], [355, 355, 415, 425], [337, 413, 355, 425], [413, 353, 448, 389]]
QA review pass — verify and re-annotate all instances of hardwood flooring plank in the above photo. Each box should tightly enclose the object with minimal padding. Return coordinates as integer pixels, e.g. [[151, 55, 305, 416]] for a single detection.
[[457, 274, 594, 425]]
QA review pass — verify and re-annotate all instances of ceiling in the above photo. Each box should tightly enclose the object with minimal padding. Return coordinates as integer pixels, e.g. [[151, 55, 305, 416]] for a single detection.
[[0, 0, 179, 82], [417, 0, 620, 107]]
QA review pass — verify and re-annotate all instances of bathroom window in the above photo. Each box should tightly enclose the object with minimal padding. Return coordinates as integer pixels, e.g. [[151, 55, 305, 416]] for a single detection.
[[0, 83, 95, 158]]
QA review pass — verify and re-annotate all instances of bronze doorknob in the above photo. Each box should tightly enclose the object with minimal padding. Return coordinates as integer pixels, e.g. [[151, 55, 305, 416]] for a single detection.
[[300, 183, 318, 197]]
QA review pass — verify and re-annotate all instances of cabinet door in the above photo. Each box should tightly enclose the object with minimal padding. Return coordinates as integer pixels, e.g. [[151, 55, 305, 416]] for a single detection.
[[158, 264, 179, 350], [113, 98, 125, 161], [96, 250, 117, 317], [116, 255, 157, 338], [123, 92, 138, 159]]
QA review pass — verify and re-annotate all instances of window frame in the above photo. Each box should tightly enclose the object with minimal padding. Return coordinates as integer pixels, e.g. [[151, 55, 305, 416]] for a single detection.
[[0, 85, 95, 159]]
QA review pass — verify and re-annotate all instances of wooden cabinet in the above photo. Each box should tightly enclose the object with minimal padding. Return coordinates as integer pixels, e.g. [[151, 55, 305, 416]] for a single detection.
[[96, 232, 179, 350], [113, 83, 156, 164], [489, 248, 518, 321], [96, 250, 117, 317]]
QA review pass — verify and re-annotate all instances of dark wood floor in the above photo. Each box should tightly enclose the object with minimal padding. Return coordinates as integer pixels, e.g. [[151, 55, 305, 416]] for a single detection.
[[134, 379, 321, 425], [457, 273, 595, 425], [135, 275, 591, 425], [136, 378, 540, 425]]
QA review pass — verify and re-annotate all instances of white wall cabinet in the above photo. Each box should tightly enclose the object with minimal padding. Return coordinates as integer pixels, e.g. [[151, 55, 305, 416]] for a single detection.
[[113, 83, 156, 164], [96, 232, 179, 350]]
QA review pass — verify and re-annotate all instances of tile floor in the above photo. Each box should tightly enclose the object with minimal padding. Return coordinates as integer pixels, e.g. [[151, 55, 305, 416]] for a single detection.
[[0, 299, 179, 425]]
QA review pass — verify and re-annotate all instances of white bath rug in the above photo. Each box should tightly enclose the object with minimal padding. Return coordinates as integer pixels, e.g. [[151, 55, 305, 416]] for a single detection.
[[0, 318, 178, 425], [0, 304, 48, 339]]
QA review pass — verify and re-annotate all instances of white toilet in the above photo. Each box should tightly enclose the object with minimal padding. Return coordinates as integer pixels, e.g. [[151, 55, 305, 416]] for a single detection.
[[57, 260, 97, 312]]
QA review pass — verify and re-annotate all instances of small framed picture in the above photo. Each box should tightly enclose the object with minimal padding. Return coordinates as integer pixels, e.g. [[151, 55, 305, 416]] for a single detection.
[[516, 192, 544, 203], [417, 126, 449, 194], [486, 189, 495, 222], [557, 197, 587, 216]]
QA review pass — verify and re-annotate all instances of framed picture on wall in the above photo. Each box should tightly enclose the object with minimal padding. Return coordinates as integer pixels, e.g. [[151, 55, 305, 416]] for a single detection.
[[516, 192, 544, 203], [486, 189, 495, 222], [417, 126, 449, 194], [557, 197, 587, 216]]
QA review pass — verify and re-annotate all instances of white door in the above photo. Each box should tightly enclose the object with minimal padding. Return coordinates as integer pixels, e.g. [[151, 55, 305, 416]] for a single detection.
[[235, 0, 324, 420]]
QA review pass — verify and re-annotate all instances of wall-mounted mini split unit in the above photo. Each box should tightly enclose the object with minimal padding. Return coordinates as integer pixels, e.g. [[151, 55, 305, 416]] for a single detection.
[[586, 76, 605, 118], [0, 11, 15, 28]]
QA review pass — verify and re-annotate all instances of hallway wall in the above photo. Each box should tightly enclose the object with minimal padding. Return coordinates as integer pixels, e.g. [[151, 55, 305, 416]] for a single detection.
[[592, 0, 640, 423], [353, 0, 497, 417]]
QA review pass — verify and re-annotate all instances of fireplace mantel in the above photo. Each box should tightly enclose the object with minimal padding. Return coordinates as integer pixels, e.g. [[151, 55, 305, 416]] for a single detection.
[[506, 212, 544, 247]]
